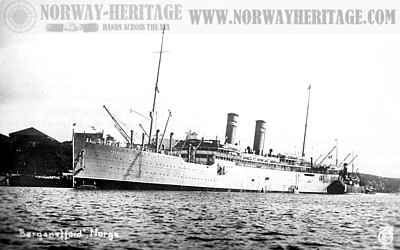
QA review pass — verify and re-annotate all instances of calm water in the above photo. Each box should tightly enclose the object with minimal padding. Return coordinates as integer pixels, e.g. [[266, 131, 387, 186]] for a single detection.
[[0, 187, 399, 250]]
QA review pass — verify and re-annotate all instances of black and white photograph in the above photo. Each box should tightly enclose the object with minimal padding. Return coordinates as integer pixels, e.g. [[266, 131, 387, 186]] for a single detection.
[[0, 0, 399, 249]]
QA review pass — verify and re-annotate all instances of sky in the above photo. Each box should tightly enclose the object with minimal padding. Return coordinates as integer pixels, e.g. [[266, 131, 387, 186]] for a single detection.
[[0, 32, 399, 178]]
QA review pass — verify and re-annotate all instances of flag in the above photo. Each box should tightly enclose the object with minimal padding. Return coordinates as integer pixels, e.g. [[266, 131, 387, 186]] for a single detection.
[[308, 84, 311, 90], [91, 126, 96, 131]]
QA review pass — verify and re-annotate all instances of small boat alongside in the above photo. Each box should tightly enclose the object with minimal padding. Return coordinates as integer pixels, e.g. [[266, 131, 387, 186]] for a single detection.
[[76, 184, 97, 190], [365, 186, 376, 194], [327, 163, 365, 194]]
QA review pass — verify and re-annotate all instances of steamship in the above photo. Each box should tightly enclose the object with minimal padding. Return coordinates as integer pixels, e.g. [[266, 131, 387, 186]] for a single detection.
[[72, 27, 351, 194], [73, 114, 342, 193]]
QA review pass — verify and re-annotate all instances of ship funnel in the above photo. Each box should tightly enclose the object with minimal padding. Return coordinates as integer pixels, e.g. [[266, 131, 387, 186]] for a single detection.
[[225, 113, 239, 144], [253, 120, 266, 155]]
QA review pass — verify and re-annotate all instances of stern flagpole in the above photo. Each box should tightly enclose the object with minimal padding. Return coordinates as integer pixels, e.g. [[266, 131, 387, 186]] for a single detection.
[[72, 123, 76, 188], [301, 84, 311, 158]]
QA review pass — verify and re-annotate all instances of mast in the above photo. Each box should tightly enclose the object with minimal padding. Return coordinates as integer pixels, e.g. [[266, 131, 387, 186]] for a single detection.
[[349, 152, 358, 173], [335, 138, 338, 167], [301, 84, 311, 157], [158, 110, 172, 151], [148, 25, 166, 147]]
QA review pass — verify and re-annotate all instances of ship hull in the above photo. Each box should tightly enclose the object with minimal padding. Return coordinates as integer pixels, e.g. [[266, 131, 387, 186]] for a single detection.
[[327, 180, 365, 194], [74, 177, 266, 192], [74, 177, 328, 194], [74, 142, 338, 194]]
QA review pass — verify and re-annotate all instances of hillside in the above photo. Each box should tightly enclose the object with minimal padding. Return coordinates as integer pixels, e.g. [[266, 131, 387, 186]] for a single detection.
[[358, 173, 400, 193]]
